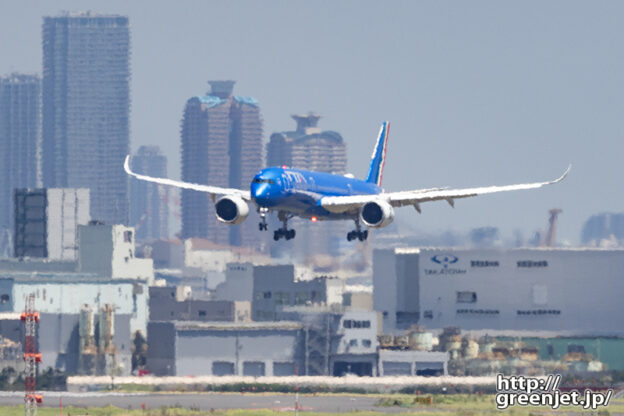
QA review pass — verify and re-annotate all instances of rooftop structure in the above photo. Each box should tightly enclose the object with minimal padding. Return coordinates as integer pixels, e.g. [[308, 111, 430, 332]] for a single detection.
[[14, 188, 90, 260]]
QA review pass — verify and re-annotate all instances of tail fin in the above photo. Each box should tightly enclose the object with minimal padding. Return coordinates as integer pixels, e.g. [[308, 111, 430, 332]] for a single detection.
[[365, 121, 390, 186]]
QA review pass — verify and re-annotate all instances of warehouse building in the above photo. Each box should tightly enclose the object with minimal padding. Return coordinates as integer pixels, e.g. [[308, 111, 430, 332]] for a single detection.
[[0, 308, 132, 375], [374, 247, 624, 335], [0, 276, 149, 336], [146, 308, 448, 377], [147, 321, 303, 376]]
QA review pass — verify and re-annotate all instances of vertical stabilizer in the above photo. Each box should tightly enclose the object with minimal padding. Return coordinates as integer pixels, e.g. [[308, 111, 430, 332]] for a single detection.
[[365, 121, 390, 186]]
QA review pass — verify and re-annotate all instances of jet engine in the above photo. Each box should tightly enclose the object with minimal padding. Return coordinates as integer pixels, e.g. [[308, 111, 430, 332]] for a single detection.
[[215, 196, 249, 225], [360, 200, 395, 228]]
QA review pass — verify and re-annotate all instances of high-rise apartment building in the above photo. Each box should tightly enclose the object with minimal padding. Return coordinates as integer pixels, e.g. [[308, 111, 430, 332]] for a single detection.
[[267, 114, 347, 257], [129, 146, 169, 241], [0, 74, 40, 243], [267, 113, 347, 174], [180, 81, 263, 247], [42, 12, 130, 225]]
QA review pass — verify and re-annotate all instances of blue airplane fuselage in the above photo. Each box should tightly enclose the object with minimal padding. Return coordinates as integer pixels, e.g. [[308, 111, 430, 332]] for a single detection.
[[251, 167, 382, 219]]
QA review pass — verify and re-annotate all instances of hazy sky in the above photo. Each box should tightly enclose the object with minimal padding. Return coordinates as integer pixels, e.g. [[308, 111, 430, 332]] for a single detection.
[[1, 1, 622, 244]]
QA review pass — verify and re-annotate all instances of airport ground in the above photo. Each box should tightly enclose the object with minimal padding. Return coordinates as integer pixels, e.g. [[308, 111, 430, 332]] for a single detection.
[[0, 392, 623, 415]]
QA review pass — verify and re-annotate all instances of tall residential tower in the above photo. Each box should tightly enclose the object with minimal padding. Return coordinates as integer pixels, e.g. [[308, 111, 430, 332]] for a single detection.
[[180, 81, 263, 247], [267, 113, 347, 257], [0, 74, 40, 243], [129, 146, 169, 241], [42, 12, 130, 225]]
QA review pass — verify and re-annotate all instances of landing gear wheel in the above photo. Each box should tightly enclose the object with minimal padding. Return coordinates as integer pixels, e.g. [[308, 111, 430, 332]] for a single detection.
[[273, 211, 296, 241], [347, 220, 368, 241], [259, 222, 268, 231]]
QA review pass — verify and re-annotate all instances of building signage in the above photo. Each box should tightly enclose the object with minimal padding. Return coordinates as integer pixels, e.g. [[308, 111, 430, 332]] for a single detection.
[[517, 260, 548, 268], [424, 254, 467, 275], [471, 260, 499, 267]]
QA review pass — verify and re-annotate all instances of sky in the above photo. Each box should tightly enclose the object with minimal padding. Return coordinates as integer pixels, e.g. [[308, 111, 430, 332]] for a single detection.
[[1, 1, 622, 244]]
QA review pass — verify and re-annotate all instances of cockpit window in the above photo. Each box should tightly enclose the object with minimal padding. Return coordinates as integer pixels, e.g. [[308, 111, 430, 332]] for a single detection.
[[252, 178, 275, 185]]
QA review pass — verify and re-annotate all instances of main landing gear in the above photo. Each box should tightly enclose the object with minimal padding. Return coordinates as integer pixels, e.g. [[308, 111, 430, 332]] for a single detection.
[[258, 207, 269, 231], [274, 211, 296, 241], [347, 218, 368, 241]]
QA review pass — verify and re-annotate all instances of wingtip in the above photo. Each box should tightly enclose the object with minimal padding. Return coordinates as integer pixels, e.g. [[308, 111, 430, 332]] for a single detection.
[[553, 164, 572, 183], [123, 155, 132, 174]]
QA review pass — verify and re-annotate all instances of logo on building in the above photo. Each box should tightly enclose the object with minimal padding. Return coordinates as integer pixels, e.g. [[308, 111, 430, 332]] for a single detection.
[[431, 254, 458, 269], [425, 254, 466, 276]]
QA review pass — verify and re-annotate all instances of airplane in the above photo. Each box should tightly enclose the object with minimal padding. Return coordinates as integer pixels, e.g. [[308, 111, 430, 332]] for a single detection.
[[124, 121, 570, 242]]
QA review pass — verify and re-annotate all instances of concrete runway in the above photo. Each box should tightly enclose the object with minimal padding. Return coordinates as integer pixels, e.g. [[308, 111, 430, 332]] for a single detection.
[[0, 391, 409, 413]]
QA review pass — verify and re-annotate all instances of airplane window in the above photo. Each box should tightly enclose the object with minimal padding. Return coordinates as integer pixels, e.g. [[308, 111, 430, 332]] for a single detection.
[[252, 178, 276, 184]]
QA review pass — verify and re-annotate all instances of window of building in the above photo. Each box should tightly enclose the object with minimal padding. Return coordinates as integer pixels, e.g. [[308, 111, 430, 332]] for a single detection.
[[396, 312, 419, 326], [423, 310, 433, 319], [532, 285, 548, 305], [274, 291, 290, 305], [349, 339, 358, 347], [213, 361, 235, 376], [362, 339, 372, 348], [295, 292, 310, 305], [263, 291, 271, 299], [273, 362, 296, 376], [243, 361, 265, 377], [343, 319, 371, 329], [456, 291, 477, 303], [124, 230, 133, 242], [0, 294, 9, 304], [198, 310, 206, 317]]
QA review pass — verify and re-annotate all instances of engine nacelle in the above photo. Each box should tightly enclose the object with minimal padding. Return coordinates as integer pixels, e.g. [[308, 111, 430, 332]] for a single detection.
[[215, 196, 249, 225], [360, 200, 395, 228]]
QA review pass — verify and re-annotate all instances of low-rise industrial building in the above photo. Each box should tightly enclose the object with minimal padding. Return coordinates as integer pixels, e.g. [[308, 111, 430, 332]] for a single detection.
[[374, 247, 624, 335], [0, 309, 132, 375], [147, 321, 303, 376], [0, 276, 149, 336], [252, 265, 344, 321], [149, 286, 250, 322]]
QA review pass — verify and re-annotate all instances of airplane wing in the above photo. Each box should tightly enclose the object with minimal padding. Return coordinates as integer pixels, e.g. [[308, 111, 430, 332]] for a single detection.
[[320, 165, 571, 214], [124, 156, 251, 201]]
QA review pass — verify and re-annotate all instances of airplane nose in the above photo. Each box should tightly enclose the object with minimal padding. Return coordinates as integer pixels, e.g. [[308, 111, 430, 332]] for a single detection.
[[252, 183, 270, 205]]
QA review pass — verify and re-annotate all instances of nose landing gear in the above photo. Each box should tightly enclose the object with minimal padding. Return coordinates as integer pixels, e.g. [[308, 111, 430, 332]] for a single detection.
[[258, 207, 268, 231], [273, 211, 296, 241]]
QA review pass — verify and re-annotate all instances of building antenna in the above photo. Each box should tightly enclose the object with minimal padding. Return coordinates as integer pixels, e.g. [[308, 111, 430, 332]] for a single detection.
[[21, 293, 42, 416]]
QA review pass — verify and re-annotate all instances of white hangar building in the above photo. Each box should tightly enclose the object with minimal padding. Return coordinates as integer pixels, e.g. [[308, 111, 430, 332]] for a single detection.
[[374, 247, 624, 335]]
